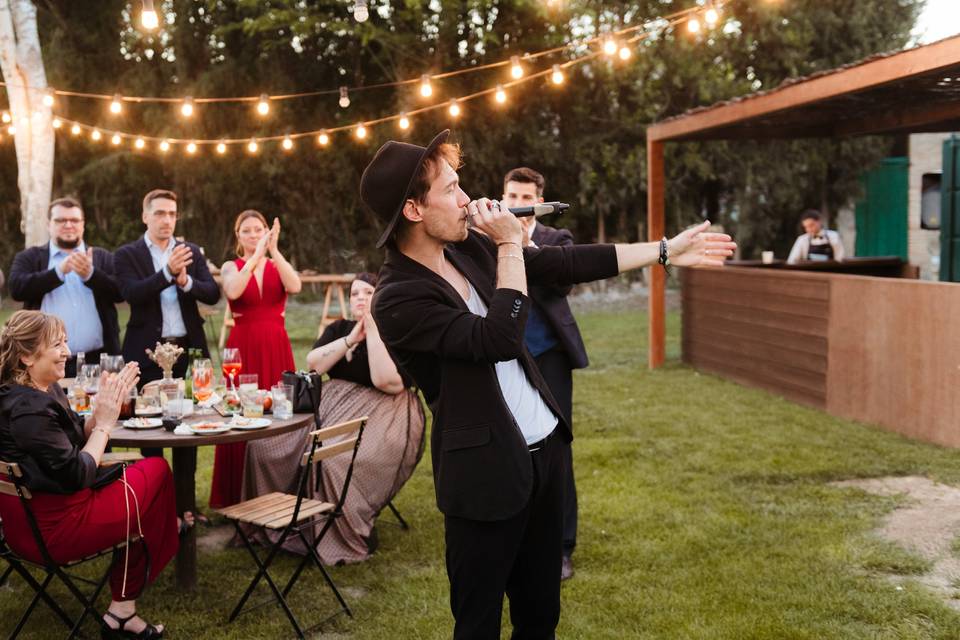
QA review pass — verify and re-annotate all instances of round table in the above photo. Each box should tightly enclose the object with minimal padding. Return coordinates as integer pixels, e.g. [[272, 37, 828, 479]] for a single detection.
[[110, 413, 315, 590]]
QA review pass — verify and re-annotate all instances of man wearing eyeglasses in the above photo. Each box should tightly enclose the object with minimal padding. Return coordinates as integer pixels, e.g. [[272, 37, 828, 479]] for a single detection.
[[8, 196, 123, 378]]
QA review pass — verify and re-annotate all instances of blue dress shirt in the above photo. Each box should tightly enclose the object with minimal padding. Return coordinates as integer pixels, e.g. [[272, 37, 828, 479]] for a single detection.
[[143, 233, 193, 338], [40, 241, 104, 353]]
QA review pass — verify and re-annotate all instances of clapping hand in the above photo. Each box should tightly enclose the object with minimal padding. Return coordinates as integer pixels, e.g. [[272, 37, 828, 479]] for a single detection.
[[61, 249, 94, 278], [347, 314, 367, 346], [267, 218, 281, 257], [668, 221, 737, 267], [92, 363, 140, 429], [167, 244, 193, 279]]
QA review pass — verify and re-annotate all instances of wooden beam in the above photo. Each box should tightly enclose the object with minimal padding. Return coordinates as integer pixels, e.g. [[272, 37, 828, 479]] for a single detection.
[[832, 99, 960, 137], [648, 36, 960, 142], [647, 138, 666, 369]]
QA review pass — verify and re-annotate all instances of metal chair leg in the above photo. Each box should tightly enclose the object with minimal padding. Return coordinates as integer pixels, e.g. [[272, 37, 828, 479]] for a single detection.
[[386, 500, 409, 530]]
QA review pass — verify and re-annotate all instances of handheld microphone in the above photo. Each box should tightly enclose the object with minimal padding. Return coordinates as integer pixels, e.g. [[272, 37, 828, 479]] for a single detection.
[[507, 202, 570, 218]]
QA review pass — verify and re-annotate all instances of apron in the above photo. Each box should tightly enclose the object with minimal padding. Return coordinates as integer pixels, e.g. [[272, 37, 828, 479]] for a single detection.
[[807, 234, 834, 262]]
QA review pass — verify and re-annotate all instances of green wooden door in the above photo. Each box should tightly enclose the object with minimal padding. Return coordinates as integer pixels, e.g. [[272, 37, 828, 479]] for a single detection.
[[855, 157, 909, 259], [940, 136, 960, 282]]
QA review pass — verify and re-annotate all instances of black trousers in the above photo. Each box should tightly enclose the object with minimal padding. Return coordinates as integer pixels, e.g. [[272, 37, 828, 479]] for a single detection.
[[534, 348, 578, 555], [445, 433, 568, 640]]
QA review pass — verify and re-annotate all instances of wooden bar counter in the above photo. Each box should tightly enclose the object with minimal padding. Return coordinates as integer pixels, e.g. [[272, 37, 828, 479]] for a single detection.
[[681, 261, 960, 447]]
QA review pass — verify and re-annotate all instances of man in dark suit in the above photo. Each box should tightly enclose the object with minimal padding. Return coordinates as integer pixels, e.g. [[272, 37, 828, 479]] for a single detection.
[[113, 189, 220, 384], [9, 196, 123, 378], [503, 167, 586, 581], [366, 130, 735, 639]]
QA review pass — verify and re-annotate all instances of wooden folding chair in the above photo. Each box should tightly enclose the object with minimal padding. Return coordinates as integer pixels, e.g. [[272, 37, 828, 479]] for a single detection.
[[216, 416, 368, 639], [0, 459, 146, 639]]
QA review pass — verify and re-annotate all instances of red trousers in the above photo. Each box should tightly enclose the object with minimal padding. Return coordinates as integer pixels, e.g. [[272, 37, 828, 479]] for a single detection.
[[0, 457, 179, 601]]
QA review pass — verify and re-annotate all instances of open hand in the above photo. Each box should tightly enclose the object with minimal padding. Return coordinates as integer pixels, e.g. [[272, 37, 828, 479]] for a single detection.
[[668, 221, 737, 267], [347, 315, 367, 346], [68, 249, 94, 279], [92, 363, 140, 427], [267, 218, 281, 257], [167, 244, 193, 276]]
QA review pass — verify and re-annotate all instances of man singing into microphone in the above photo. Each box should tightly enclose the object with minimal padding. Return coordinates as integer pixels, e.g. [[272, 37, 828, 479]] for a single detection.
[[366, 130, 735, 639]]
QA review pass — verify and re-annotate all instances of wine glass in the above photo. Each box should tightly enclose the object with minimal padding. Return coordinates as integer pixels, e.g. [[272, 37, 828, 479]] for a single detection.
[[192, 359, 213, 403], [100, 355, 124, 373], [221, 348, 242, 391], [81, 364, 100, 398]]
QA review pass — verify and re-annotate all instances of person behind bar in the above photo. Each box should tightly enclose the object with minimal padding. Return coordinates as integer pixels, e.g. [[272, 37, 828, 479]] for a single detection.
[[366, 129, 736, 639], [786, 209, 845, 264]]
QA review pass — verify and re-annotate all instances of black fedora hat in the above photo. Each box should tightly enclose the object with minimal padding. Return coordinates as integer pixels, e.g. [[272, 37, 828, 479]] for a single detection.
[[361, 129, 450, 248]]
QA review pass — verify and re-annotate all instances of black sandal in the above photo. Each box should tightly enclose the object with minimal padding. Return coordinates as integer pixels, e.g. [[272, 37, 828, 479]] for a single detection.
[[101, 610, 164, 639], [178, 511, 196, 537]]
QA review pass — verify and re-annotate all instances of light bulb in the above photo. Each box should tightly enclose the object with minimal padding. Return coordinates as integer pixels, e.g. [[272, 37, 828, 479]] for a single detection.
[[90, 129, 102, 141], [398, 114, 410, 130], [318, 131, 330, 146], [256, 94, 270, 116], [7, 125, 15, 135], [495, 85, 507, 103], [135, 137, 146, 149], [70, 124, 81, 135], [603, 38, 617, 56], [42, 89, 54, 108], [705, 2, 720, 26], [186, 141, 197, 154], [339, 86, 350, 108], [353, 0, 369, 22], [247, 139, 259, 153], [216, 141, 227, 154], [52, 118, 62, 129], [419, 75, 433, 98], [159, 139, 170, 152], [180, 96, 194, 118], [282, 136, 294, 151], [1, 112, 9, 123], [688, 17, 701, 33], [355, 124, 367, 139], [110, 94, 123, 114], [141, 0, 159, 30], [510, 55, 523, 79], [448, 100, 461, 117], [618, 46, 631, 60], [111, 134, 122, 145], [551, 64, 564, 85]]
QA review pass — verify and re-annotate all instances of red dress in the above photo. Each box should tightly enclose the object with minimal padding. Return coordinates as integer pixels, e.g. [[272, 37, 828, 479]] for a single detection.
[[209, 259, 296, 508]]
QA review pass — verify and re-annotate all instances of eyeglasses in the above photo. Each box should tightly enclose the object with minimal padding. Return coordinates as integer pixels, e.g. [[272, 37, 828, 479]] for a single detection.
[[51, 218, 83, 226]]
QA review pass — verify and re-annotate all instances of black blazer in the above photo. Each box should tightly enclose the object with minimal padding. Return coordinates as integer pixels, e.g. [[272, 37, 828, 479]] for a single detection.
[[113, 237, 220, 371], [530, 223, 589, 369], [8, 244, 123, 354], [373, 231, 618, 521]]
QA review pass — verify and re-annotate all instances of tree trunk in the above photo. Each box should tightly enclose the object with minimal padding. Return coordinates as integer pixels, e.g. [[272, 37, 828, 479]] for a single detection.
[[0, 0, 54, 247]]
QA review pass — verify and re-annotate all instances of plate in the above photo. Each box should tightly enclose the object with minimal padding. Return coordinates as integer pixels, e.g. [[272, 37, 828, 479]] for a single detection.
[[227, 417, 271, 430], [123, 417, 163, 429], [187, 421, 231, 435]]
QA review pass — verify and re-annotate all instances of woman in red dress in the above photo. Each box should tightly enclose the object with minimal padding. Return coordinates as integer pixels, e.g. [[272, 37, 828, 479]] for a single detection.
[[209, 210, 301, 508], [0, 310, 187, 639]]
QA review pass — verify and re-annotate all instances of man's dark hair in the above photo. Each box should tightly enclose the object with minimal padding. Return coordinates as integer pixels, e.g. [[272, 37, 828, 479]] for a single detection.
[[390, 142, 463, 247], [504, 167, 545, 197], [47, 196, 83, 220], [800, 209, 821, 222], [143, 189, 178, 211]]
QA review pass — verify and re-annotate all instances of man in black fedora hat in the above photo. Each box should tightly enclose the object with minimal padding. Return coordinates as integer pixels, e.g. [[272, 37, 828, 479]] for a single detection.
[[366, 130, 735, 639]]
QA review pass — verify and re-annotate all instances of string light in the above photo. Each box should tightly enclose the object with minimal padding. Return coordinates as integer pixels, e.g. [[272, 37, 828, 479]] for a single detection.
[[52, 117, 62, 129], [448, 100, 461, 117], [247, 138, 259, 153], [352, 0, 369, 23], [355, 124, 368, 139], [141, 0, 159, 30], [339, 86, 350, 108], [282, 135, 294, 151], [216, 141, 227, 154], [510, 56, 524, 79], [70, 124, 80, 135], [7, 125, 15, 135], [603, 38, 617, 56], [551, 64, 564, 85], [90, 128, 102, 141], [159, 139, 170, 152], [687, 17, 701, 33], [419, 75, 433, 98], [495, 85, 507, 104], [135, 137, 146, 149], [398, 114, 410, 130], [256, 94, 270, 116], [318, 130, 330, 145], [110, 94, 123, 114], [186, 141, 197, 154], [705, 1, 720, 26], [180, 96, 194, 118], [42, 89, 54, 107], [1, 112, 9, 123], [618, 45, 632, 61], [111, 133, 122, 145]]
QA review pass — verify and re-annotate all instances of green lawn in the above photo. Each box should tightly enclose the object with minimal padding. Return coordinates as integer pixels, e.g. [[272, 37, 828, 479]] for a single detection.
[[3, 304, 960, 638]]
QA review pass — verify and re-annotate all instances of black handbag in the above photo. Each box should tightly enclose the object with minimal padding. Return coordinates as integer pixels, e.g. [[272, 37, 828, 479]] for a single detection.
[[281, 370, 322, 418]]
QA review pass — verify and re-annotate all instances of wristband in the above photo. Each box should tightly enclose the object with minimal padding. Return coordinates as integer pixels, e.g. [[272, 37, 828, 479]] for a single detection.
[[658, 237, 671, 275], [343, 336, 353, 349]]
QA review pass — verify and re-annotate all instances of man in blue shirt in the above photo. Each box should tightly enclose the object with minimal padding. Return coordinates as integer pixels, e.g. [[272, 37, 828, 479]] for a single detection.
[[9, 197, 123, 377]]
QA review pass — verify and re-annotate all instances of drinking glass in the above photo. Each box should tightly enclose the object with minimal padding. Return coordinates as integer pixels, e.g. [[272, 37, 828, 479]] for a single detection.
[[271, 383, 294, 419], [118, 386, 137, 420], [241, 388, 266, 418], [100, 355, 125, 373], [221, 348, 242, 391], [70, 385, 90, 414], [238, 373, 259, 393], [139, 386, 161, 415], [162, 387, 184, 431], [192, 359, 213, 403], [81, 365, 100, 398]]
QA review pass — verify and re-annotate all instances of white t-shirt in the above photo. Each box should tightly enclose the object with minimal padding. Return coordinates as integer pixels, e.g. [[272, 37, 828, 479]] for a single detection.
[[463, 281, 558, 445], [786, 229, 845, 264]]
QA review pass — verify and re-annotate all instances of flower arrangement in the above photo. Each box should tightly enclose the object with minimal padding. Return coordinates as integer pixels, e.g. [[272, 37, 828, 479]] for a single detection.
[[145, 342, 184, 380]]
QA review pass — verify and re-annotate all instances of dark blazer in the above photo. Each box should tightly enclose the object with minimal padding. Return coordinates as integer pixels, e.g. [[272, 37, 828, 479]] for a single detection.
[[373, 231, 618, 522], [8, 244, 123, 354], [530, 223, 589, 369], [113, 237, 220, 372]]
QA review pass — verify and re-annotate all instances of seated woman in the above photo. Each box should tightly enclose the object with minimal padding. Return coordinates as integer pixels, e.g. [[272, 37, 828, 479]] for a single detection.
[[0, 310, 189, 639], [242, 272, 425, 564]]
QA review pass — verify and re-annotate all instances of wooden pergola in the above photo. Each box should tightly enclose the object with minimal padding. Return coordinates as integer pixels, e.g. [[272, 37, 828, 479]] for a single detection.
[[645, 35, 960, 368]]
